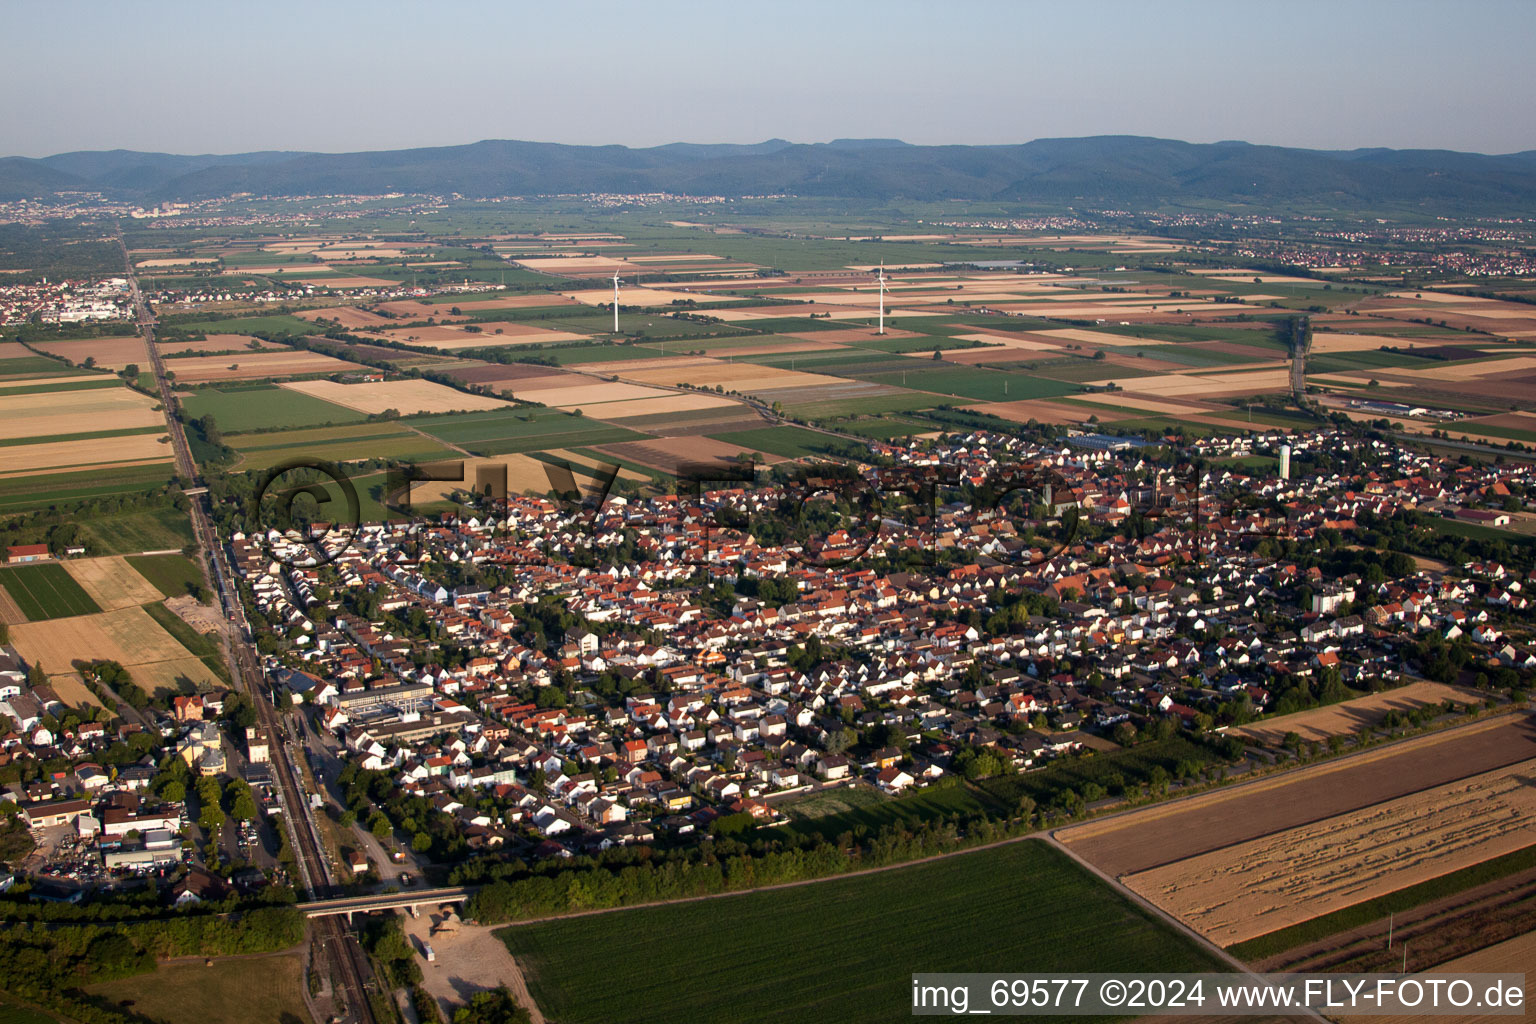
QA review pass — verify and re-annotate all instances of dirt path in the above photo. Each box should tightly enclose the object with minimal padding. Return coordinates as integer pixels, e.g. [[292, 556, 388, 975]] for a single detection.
[[404, 909, 546, 1024]]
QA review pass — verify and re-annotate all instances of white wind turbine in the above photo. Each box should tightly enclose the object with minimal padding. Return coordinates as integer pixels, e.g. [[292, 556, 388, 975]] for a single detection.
[[612, 271, 621, 334], [877, 260, 888, 335]]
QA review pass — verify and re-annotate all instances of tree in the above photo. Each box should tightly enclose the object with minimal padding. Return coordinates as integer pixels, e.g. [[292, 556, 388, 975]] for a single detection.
[[454, 987, 532, 1024], [369, 812, 392, 839], [412, 831, 432, 853], [122, 362, 140, 379], [231, 790, 258, 821]]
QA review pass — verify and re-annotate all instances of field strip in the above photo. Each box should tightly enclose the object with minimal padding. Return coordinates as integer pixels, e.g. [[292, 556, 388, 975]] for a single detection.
[[1123, 759, 1536, 946], [1056, 712, 1536, 876], [0, 586, 26, 624]]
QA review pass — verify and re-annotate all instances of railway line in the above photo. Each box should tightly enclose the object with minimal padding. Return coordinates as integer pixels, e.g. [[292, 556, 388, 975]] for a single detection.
[[117, 230, 382, 1023]]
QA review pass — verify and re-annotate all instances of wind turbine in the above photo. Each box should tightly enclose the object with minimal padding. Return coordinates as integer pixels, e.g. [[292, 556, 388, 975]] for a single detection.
[[877, 261, 888, 335], [612, 271, 621, 334]]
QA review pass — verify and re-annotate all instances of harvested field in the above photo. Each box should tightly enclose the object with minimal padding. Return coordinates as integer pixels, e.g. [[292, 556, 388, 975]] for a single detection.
[[620, 361, 845, 393], [8, 605, 217, 694], [449, 294, 583, 311], [499, 372, 596, 393], [531, 382, 675, 408], [1124, 759, 1536, 946], [1309, 332, 1437, 354], [369, 323, 589, 348], [597, 435, 770, 473], [406, 454, 556, 502], [1336, 930, 1536, 1024], [1037, 328, 1168, 347], [159, 348, 364, 382], [295, 306, 396, 329], [1068, 394, 1216, 417], [445, 363, 569, 386], [564, 286, 733, 307], [62, 556, 164, 611], [0, 433, 172, 477], [1229, 682, 1487, 745], [157, 334, 283, 354], [580, 393, 737, 419], [34, 336, 148, 370], [0, 587, 24, 625], [280, 379, 510, 415], [1057, 713, 1536, 877], [1112, 368, 1293, 398], [48, 671, 107, 710], [0, 385, 165, 441]]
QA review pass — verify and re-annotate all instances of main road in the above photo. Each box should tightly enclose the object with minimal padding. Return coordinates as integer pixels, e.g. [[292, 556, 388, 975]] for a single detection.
[[116, 229, 382, 1024]]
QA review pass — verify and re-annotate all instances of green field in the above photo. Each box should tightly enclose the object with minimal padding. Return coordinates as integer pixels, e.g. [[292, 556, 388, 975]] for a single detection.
[[143, 600, 230, 682], [0, 355, 79, 377], [85, 952, 309, 1024], [0, 376, 124, 395], [179, 384, 369, 433], [232, 429, 457, 472], [125, 553, 205, 599], [76, 506, 196, 555], [501, 840, 1222, 1024], [857, 366, 1081, 402], [710, 425, 868, 460], [177, 314, 321, 337], [409, 408, 645, 454], [0, 563, 101, 620], [785, 390, 948, 420], [0, 465, 180, 514]]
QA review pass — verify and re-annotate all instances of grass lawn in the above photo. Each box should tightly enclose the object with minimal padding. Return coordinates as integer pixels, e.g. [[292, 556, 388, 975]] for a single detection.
[[501, 839, 1222, 1024], [85, 952, 310, 1024], [0, 563, 102, 619], [78, 506, 196, 555], [179, 384, 369, 433], [126, 553, 206, 599]]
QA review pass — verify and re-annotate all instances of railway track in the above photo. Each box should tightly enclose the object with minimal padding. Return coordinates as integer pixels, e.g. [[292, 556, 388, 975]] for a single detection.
[[117, 229, 382, 1023]]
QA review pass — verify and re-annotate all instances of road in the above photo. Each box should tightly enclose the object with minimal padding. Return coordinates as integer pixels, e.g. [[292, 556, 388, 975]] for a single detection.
[[116, 229, 382, 1024]]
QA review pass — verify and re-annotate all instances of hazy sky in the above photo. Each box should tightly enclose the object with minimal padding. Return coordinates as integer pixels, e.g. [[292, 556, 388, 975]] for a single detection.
[[6, 0, 1534, 157]]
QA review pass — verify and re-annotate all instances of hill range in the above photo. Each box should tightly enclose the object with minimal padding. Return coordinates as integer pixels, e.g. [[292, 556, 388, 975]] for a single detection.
[[5, 135, 1536, 211]]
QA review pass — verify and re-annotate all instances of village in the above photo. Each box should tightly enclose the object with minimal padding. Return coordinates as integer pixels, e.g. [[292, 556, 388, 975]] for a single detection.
[[3, 421, 1533, 896]]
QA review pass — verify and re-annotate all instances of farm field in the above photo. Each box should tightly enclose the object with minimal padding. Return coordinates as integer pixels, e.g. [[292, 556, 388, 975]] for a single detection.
[[233, 431, 456, 472], [1124, 759, 1536, 946], [409, 408, 646, 456], [61, 555, 164, 610], [1229, 682, 1486, 745], [125, 554, 206, 600], [159, 347, 364, 382], [0, 563, 102, 620], [178, 384, 370, 433], [0, 432, 173, 478], [280, 378, 510, 415], [1056, 712, 1536, 877], [33, 335, 148, 370], [85, 952, 310, 1024], [1335, 930, 1536, 1024], [0, 382, 165, 441], [8, 605, 220, 696], [75, 506, 195, 555], [500, 839, 1223, 1024]]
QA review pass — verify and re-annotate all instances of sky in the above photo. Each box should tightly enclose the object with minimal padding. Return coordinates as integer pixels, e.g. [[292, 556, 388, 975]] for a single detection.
[[5, 0, 1535, 157]]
